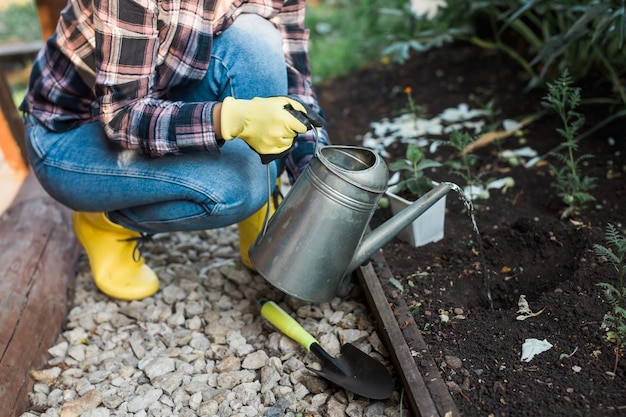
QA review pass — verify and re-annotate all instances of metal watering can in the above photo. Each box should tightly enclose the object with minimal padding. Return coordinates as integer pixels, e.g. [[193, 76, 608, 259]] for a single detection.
[[249, 145, 451, 303]]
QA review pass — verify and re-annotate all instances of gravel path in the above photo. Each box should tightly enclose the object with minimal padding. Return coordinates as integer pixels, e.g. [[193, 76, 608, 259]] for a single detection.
[[20, 226, 403, 417]]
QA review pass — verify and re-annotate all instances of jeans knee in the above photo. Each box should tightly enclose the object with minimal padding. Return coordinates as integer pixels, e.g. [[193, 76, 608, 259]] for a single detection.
[[212, 14, 288, 95], [229, 14, 284, 60]]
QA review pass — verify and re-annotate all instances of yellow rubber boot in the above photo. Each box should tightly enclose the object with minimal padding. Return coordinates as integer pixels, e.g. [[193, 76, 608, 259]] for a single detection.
[[238, 182, 282, 271], [72, 212, 159, 301]]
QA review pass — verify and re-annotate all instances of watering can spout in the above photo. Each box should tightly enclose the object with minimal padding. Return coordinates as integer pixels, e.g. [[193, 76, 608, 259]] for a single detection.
[[347, 182, 452, 273]]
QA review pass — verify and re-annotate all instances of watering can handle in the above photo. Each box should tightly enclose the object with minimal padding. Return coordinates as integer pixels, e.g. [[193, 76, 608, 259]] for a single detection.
[[259, 299, 318, 351], [259, 96, 324, 164]]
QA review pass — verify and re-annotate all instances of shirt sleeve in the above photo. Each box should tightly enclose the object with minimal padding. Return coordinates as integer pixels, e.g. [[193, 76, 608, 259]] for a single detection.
[[94, 0, 220, 156], [270, 0, 330, 181]]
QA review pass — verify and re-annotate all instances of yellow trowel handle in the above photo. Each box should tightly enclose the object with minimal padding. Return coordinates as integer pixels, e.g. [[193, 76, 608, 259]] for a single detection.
[[260, 300, 318, 351]]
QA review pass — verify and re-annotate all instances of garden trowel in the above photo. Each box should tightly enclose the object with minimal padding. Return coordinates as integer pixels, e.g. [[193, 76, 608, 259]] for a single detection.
[[259, 299, 394, 399]]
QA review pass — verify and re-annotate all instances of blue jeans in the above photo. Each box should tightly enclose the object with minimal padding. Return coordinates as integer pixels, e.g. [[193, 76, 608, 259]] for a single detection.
[[26, 14, 286, 233]]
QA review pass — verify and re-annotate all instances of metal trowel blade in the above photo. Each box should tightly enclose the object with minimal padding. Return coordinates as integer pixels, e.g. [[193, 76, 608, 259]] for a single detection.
[[308, 343, 394, 400]]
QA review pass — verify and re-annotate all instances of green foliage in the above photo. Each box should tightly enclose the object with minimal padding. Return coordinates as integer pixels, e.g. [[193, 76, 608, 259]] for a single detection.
[[505, 0, 626, 104], [443, 130, 490, 201], [381, 2, 474, 61], [595, 224, 626, 283], [388, 143, 442, 196], [0, 2, 41, 44], [594, 223, 626, 372], [542, 71, 596, 219], [445, 131, 477, 183], [306, 0, 408, 83], [382, 0, 626, 106]]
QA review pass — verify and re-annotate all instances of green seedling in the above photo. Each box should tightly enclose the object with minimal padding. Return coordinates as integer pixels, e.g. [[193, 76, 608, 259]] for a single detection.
[[594, 223, 626, 374], [542, 70, 596, 219], [388, 142, 442, 197], [445, 130, 476, 185], [444, 130, 490, 202]]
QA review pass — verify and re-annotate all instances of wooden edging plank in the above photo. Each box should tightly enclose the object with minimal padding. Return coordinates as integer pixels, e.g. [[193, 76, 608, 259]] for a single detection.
[[357, 250, 460, 417], [0, 172, 79, 416]]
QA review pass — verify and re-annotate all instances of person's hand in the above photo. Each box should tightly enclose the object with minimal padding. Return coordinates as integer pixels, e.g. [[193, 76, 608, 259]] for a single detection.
[[220, 96, 317, 162]]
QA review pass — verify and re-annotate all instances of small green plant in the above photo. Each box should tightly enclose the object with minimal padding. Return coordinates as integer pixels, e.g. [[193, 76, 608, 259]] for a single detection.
[[400, 86, 427, 119], [388, 142, 442, 197], [594, 223, 626, 374], [542, 71, 596, 219], [444, 130, 490, 201], [445, 130, 476, 184]]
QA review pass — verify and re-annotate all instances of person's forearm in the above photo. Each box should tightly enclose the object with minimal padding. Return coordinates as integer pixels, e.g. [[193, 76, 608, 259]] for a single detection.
[[213, 102, 223, 140]]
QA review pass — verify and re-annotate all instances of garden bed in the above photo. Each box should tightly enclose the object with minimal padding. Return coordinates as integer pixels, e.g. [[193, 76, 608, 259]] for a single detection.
[[317, 44, 626, 416]]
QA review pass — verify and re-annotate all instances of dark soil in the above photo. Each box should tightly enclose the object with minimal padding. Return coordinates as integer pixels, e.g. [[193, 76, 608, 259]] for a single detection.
[[316, 45, 626, 417]]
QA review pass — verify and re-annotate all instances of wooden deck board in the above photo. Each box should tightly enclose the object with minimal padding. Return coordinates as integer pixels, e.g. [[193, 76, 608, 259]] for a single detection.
[[0, 172, 79, 417]]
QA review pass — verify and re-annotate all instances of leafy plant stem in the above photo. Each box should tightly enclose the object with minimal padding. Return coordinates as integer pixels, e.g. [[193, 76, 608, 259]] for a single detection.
[[591, 43, 626, 107], [543, 71, 596, 218], [508, 18, 542, 51], [462, 35, 537, 79]]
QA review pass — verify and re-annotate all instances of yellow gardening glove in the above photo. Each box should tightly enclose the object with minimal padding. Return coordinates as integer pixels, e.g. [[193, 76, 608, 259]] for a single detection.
[[221, 96, 311, 163]]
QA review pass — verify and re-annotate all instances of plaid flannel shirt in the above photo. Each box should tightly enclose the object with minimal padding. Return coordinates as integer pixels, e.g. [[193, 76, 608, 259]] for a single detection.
[[20, 0, 328, 179]]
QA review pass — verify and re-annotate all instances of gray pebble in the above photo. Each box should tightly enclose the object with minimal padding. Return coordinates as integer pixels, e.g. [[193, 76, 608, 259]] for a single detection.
[[18, 228, 399, 416]]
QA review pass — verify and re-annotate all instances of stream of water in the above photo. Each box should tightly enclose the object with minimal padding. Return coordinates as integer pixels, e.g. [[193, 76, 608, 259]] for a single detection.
[[440, 181, 494, 310]]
